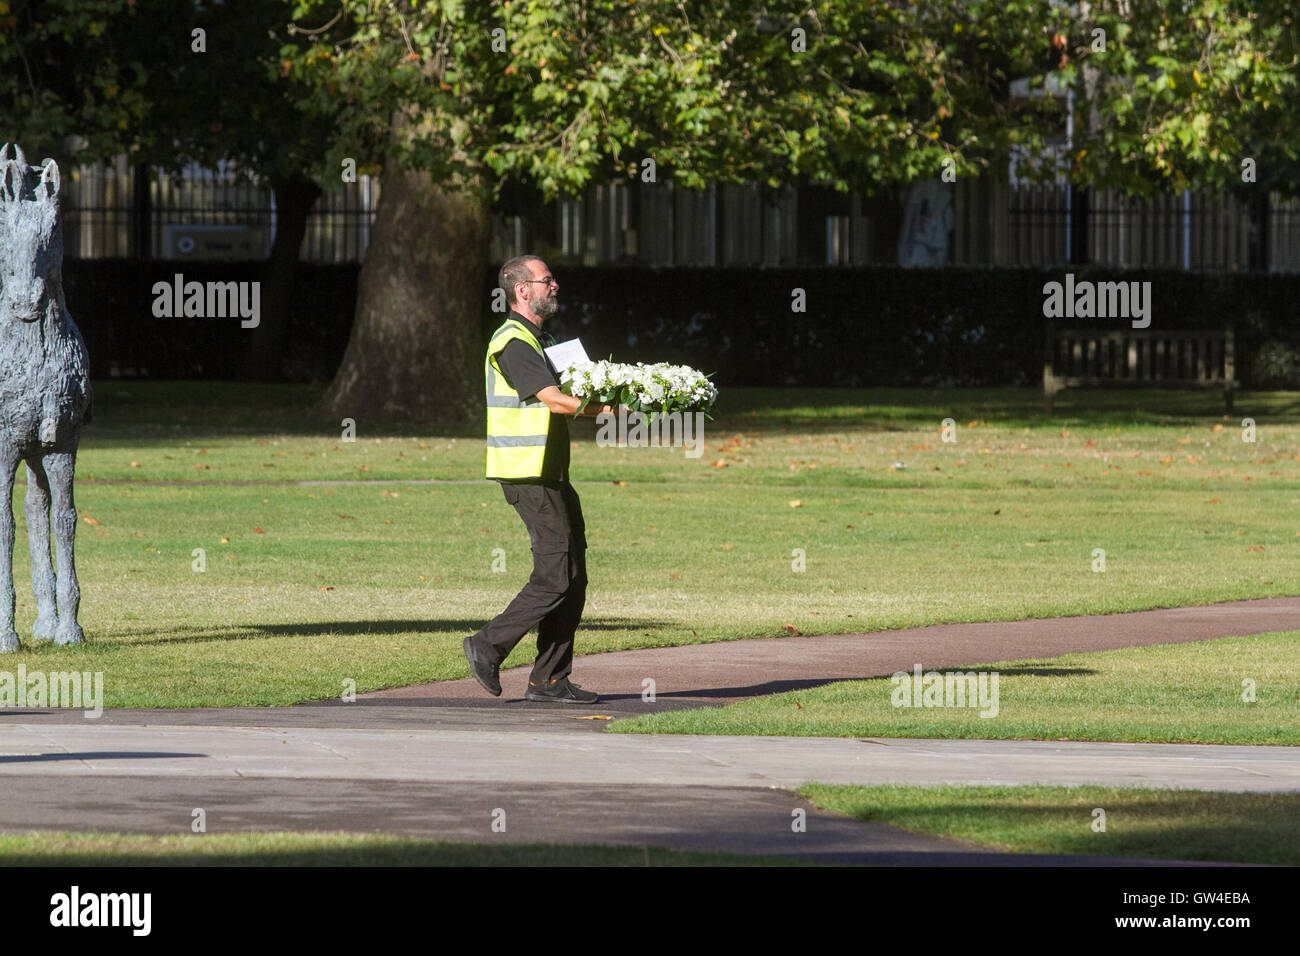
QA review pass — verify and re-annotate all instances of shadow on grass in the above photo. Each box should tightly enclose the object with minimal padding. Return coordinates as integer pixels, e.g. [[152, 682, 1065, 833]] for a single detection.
[[79, 382, 1300, 440], [595, 668, 1099, 702], [0, 838, 795, 867], [980, 666, 1097, 677], [86, 380, 481, 439], [717, 387, 1300, 430], [823, 792, 1299, 865], [89, 616, 678, 648]]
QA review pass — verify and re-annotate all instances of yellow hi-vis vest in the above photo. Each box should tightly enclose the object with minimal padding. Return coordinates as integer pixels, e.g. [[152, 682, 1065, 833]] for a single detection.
[[485, 318, 552, 479]]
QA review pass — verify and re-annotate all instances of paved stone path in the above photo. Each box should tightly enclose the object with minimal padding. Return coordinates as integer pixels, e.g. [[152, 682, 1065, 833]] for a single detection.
[[364, 596, 1300, 705]]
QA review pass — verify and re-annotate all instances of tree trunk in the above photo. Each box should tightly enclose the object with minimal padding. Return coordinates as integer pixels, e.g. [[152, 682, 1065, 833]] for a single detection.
[[247, 173, 321, 380], [309, 164, 488, 426]]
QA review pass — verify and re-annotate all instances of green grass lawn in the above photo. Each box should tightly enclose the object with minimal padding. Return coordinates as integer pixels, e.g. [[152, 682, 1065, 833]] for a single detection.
[[799, 784, 1300, 865], [2, 381, 1297, 707], [607, 632, 1300, 744], [0, 831, 803, 866]]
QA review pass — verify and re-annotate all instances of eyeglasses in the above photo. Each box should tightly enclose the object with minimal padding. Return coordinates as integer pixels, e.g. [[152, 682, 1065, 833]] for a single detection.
[[520, 275, 557, 286]]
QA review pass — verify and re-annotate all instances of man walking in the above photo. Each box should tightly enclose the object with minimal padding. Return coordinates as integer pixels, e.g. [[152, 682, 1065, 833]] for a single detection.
[[462, 254, 612, 703]]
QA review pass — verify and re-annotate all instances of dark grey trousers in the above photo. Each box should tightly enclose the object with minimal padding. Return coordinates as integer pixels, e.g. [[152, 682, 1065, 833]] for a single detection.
[[474, 480, 588, 687]]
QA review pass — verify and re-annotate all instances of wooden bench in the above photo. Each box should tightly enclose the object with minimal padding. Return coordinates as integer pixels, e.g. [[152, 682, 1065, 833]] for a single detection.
[[1043, 324, 1237, 413]]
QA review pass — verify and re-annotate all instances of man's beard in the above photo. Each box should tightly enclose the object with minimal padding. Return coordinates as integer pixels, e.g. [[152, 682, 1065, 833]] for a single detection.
[[535, 294, 558, 320]]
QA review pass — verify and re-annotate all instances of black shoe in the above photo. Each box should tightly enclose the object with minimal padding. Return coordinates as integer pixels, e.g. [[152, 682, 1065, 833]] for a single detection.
[[525, 678, 599, 704], [463, 636, 501, 697]]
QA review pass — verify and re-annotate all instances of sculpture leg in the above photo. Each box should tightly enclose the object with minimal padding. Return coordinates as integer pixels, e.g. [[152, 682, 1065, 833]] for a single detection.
[[0, 450, 19, 652], [44, 449, 84, 646], [25, 458, 59, 640]]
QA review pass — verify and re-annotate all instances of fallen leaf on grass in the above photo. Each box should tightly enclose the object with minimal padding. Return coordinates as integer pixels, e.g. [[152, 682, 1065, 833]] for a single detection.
[[82, 516, 99, 525], [252, 527, 265, 534], [788, 500, 802, 508]]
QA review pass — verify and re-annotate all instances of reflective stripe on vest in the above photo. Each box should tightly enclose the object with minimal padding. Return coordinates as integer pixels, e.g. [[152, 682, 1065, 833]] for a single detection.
[[484, 319, 552, 479]]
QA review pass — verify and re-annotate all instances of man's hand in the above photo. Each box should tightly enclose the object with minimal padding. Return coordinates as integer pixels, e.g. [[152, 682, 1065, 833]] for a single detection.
[[535, 385, 612, 418]]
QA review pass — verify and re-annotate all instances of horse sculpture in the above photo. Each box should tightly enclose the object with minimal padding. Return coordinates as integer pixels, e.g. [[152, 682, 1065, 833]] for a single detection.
[[0, 143, 93, 652]]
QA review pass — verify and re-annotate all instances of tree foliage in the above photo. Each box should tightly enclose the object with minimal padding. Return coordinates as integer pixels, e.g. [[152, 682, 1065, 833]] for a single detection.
[[1039, 0, 1299, 197], [0, 0, 152, 163], [283, 0, 1067, 203]]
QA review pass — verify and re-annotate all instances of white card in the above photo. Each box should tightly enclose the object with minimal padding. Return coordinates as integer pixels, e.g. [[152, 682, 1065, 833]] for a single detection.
[[544, 337, 590, 374]]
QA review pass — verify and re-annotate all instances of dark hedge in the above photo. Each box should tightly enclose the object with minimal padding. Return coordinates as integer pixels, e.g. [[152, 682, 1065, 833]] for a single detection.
[[62, 260, 1299, 388]]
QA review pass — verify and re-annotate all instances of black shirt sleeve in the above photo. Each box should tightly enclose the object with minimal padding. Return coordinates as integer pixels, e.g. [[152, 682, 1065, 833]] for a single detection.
[[496, 339, 558, 402]]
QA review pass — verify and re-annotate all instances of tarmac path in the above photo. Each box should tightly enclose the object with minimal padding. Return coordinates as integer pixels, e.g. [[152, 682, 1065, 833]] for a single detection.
[[1, 596, 1296, 864]]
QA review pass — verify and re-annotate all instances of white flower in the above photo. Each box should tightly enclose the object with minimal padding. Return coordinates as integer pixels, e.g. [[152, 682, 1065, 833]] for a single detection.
[[555, 357, 716, 412]]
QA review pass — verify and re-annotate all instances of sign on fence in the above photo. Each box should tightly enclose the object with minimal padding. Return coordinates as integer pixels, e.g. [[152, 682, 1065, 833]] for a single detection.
[[164, 225, 267, 260]]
